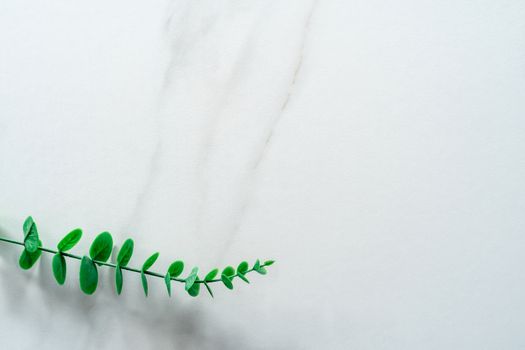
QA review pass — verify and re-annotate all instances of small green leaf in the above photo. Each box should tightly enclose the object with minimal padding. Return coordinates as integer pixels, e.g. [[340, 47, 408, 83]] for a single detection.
[[23, 216, 34, 236], [79, 256, 98, 295], [263, 260, 275, 266], [221, 274, 234, 290], [237, 273, 250, 284], [205, 268, 219, 281], [89, 232, 113, 262], [237, 261, 249, 275], [116, 238, 134, 267], [185, 267, 199, 291], [142, 252, 159, 271], [187, 277, 200, 297], [141, 271, 148, 297], [57, 228, 82, 252], [222, 266, 235, 278], [256, 266, 267, 275], [23, 216, 39, 253], [52, 253, 66, 285], [168, 260, 184, 277], [253, 259, 267, 274], [165, 272, 172, 297], [115, 265, 123, 295], [19, 240, 42, 270], [139, 253, 159, 297], [204, 282, 214, 298], [19, 249, 42, 270]]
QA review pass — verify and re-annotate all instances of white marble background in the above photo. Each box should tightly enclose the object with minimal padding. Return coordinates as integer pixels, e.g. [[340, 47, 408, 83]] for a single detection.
[[1, 1, 524, 349]]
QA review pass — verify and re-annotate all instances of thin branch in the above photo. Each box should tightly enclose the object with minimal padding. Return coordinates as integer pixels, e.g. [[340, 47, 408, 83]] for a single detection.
[[0, 236, 261, 284]]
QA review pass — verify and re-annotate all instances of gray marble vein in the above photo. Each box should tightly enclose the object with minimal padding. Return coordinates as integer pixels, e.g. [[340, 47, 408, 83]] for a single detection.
[[1, 1, 525, 349]]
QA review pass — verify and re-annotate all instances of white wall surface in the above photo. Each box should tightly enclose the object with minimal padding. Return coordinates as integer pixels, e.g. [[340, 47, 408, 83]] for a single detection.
[[1, 1, 524, 349]]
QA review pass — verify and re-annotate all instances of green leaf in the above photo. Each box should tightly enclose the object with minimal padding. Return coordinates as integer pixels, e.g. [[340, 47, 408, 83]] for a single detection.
[[89, 232, 113, 262], [57, 228, 82, 252], [23, 216, 39, 253], [19, 240, 42, 270], [142, 252, 159, 271], [221, 274, 234, 290], [52, 253, 66, 285], [116, 238, 134, 267], [115, 265, 123, 295], [187, 277, 200, 297], [253, 259, 267, 274], [185, 267, 199, 291], [237, 261, 249, 275], [79, 256, 98, 295], [263, 260, 275, 266], [222, 266, 235, 278], [23, 216, 34, 236], [19, 249, 42, 270], [204, 282, 214, 298], [205, 268, 219, 281], [141, 271, 148, 297], [237, 273, 250, 284], [256, 266, 267, 275], [164, 272, 172, 297], [168, 260, 184, 277]]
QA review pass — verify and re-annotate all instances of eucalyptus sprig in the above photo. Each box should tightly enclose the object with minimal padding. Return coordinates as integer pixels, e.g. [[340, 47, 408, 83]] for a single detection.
[[0, 216, 275, 298]]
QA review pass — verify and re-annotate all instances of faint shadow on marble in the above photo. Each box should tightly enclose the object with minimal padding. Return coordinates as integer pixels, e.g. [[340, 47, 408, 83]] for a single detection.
[[0, 226, 255, 350]]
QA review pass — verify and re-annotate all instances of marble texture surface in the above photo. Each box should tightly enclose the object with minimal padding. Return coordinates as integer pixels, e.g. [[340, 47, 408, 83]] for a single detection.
[[1, 1, 525, 349]]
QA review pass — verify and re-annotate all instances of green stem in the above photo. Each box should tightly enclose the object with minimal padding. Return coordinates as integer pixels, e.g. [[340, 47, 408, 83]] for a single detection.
[[0, 236, 259, 284]]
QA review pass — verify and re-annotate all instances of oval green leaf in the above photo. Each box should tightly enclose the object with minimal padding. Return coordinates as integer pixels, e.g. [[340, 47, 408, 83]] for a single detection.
[[168, 260, 184, 277], [23, 217, 39, 253], [256, 266, 267, 275], [57, 228, 82, 252], [89, 232, 113, 262], [52, 253, 66, 285], [264, 260, 275, 266], [187, 278, 200, 297], [142, 252, 159, 271], [115, 266, 123, 295], [19, 241, 42, 270], [221, 274, 234, 290], [164, 272, 172, 297], [237, 261, 249, 275], [23, 216, 34, 236], [79, 256, 98, 295], [205, 268, 219, 281], [222, 266, 235, 278], [141, 271, 148, 297], [185, 267, 199, 291], [117, 238, 134, 267]]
